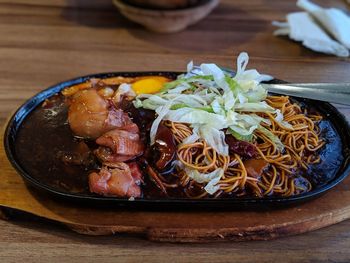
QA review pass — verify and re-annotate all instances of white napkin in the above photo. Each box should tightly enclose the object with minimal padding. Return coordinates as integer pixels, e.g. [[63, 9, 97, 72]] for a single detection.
[[273, 12, 349, 57], [273, 0, 350, 57], [297, 0, 350, 49]]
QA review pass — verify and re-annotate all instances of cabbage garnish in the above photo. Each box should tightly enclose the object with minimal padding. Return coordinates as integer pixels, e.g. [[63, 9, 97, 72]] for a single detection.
[[185, 168, 224, 195], [182, 130, 200, 145], [135, 52, 283, 153], [160, 108, 228, 156], [257, 126, 285, 152], [197, 125, 228, 156], [133, 52, 295, 194], [149, 102, 172, 145], [234, 102, 275, 112], [228, 128, 254, 142], [204, 176, 222, 195], [275, 109, 294, 130], [200, 63, 230, 92], [226, 113, 271, 142], [134, 53, 298, 193]]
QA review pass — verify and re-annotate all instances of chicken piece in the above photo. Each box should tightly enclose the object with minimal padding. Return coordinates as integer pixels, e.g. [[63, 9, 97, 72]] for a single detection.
[[67, 89, 132, 139], [106, 108, 134, 131], [127, 162, 143, 185], [89, 162, 142, 198], [95, 125, 144, 163], [96, 125, 141, 154], [94, 147, 136, 163]]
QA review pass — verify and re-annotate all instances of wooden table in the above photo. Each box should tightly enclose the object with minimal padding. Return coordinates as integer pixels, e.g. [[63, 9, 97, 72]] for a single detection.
[[1, 0, 350, 261]]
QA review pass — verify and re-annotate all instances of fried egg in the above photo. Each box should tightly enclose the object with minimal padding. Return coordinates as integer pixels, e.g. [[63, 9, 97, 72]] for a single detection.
[[131, 76, 170, 95]]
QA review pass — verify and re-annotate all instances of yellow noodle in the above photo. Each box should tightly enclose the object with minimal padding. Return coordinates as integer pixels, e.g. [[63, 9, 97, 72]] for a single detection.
[[156, 96, 324, 198]]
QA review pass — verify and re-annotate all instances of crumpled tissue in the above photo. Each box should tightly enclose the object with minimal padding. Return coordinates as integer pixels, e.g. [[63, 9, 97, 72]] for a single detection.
[[273, 0, 350, 57]]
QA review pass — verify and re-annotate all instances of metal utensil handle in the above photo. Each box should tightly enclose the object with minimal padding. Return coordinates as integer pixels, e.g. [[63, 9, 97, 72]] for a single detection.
[[284, 83, 350, 92], [189, 65, 350, 105], [262, 83, 350, 105]]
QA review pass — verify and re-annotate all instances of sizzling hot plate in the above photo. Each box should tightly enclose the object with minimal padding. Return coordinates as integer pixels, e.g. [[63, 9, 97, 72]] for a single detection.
[[4, 72, 350, 209]]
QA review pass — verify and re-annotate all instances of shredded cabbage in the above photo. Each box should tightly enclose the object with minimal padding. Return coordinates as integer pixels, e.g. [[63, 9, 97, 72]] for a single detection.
[[182, 130, 200, 145], [135, 52, 285, 152], [258, 126, 285, 151], [185, 168, 224, 195], [149, 102, 172, 145], [197, 125, 228, 156], [133, 52, 296, 194]]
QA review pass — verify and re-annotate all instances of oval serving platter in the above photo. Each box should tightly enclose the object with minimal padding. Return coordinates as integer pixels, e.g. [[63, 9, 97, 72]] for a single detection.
[[4, 72, 350, 209]]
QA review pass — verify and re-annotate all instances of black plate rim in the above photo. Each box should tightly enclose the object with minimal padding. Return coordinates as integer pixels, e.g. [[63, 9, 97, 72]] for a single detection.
[[4, 71, 350, 206]]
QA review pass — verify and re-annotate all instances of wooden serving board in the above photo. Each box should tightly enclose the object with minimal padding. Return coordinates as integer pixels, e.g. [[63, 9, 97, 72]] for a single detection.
[[1, 130, 350, 243]]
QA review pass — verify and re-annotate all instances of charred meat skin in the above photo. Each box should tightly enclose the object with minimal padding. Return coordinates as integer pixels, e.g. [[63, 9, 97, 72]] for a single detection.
[[88, 162, 142, 198], [94, 146, 135, 163], [94, 124, 144, 163]]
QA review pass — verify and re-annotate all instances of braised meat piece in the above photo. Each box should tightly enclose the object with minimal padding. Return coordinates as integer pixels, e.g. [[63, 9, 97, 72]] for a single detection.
[[89, 162, 142, 198], [244, 159, 269, 179], [67, 89, 132, 139], [94, 124, 144, 163], [225, 134, 258, 159]]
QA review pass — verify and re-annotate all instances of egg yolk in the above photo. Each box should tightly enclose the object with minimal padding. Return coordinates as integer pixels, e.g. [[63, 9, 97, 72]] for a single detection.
[[131, 76, 170, 95]]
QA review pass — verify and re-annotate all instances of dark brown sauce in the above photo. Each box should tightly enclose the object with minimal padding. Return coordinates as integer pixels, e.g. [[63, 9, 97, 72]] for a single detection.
[[15, 94, 344, 199], [16, 94, 92, 194]]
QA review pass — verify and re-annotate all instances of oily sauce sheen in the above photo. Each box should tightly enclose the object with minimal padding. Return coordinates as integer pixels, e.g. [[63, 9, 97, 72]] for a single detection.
[[15, 93, 344, 199]]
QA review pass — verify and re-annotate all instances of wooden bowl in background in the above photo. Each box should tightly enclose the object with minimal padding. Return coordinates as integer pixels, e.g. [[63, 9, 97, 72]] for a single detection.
[[112, 0, 220, 33], [123, 0, 201, 9]]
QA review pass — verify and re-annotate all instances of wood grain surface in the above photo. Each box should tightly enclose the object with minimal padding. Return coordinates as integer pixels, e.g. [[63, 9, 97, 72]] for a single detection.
[[1, 0, 350, 261]]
